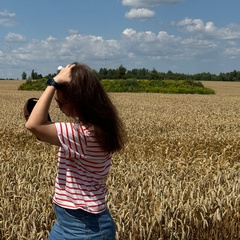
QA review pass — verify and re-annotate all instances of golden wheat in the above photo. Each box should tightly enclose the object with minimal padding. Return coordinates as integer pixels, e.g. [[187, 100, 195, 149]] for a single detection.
[[0, 80, 239, 240]]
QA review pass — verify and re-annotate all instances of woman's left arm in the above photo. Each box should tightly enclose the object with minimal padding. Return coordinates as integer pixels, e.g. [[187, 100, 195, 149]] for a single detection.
[[25, 64, 74, 146], [25, 85, 61, 146]]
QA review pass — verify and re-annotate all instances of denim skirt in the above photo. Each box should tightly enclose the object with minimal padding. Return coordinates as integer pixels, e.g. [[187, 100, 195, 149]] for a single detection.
[[48, 204, 116, 240]]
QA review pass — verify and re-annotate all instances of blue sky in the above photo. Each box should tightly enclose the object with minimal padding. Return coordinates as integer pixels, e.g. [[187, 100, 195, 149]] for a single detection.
[[1, 0, 240, 79]]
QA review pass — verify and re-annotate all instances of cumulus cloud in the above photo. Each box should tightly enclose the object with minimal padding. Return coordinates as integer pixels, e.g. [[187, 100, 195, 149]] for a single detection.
[[217, 23, 240, 40], [175, 18, 240, 40], [69, 29, 79, 35], [1, 32, 122, 71], [0, 10, 16, 27], [0, 10, 16, 17], [65, 33, 121, 58], [122, 28, 184, 58], [176, 18, 216, 33], [224, 47, 240, 58], [0, 18, 15, 27], [123, 28, 177, 43], [125, 8, 155, 19], [123, 1, 182, 21], [122, 0, 181, 8], [4, 32, 26, 42], [2, 17, 240, 78]]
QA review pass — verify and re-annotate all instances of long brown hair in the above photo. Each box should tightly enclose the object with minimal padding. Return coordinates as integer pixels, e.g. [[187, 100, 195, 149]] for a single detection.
[[59, 62, 125, 152]]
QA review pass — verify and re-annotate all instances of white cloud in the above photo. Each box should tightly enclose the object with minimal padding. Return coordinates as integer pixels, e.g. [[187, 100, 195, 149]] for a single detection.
[[123, 28, 169, 42], [0, 18, 16, 27], [2, 17, 240, 78], [224, 47, 240, 58], [122, 0, 181, 8], [65, 33, 121, 58], [176, 18, 216, 33], [0, 10, 16, 17], [217, 23, 240, 40], [0, 10, 16, 27], [1, 33, 122, 68], [125, 8, 155, 19], [176, 18, 240, 40], [46, 35, 57, 41], [4, 32, 26, 42], [69, 29, 79, 35], [122, 28, 185, 61]]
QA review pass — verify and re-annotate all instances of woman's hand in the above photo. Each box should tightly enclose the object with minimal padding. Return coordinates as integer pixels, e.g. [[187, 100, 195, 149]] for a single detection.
[[54, 64, 75, 85]]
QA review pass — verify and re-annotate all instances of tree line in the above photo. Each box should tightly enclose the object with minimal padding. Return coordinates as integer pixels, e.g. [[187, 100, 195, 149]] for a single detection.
[[20, 65, 240, 81]]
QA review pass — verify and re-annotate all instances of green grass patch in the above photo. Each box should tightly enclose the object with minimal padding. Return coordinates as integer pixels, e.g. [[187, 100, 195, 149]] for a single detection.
[[101, 79, 215, 94], [18, 78, 47, 91], [18, 78, 215, 94]]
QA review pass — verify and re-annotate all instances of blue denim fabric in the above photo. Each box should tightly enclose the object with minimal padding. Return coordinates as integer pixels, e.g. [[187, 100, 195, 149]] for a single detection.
[[48, 204, 116, 240]]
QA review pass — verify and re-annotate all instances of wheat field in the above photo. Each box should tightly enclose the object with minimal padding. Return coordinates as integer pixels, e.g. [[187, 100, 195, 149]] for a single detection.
[[0, 80, 239, 240]]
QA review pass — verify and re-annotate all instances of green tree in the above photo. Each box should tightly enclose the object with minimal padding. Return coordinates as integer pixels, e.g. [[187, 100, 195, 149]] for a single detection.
[[149, 68, 159, 80], [116, 65, 126, 79], [22, 71, 27, 80], [31, 69, 38, 79], [98, 68, 108, 80]]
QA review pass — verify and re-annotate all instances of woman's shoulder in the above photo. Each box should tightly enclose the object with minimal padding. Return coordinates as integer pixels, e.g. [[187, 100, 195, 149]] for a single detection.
[[73, 122, 95, 135]]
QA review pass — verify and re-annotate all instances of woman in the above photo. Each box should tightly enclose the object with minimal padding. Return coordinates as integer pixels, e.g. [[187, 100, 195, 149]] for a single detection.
[[25, 63, 125, 240]]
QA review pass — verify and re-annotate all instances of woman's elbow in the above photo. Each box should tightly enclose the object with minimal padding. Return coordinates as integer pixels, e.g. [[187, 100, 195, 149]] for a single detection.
[[25, 121, 36, 132]]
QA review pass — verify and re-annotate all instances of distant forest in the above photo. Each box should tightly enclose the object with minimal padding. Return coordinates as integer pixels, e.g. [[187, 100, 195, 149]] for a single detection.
[[2, 65, 240, 81], [94, 66, 240, 81]]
